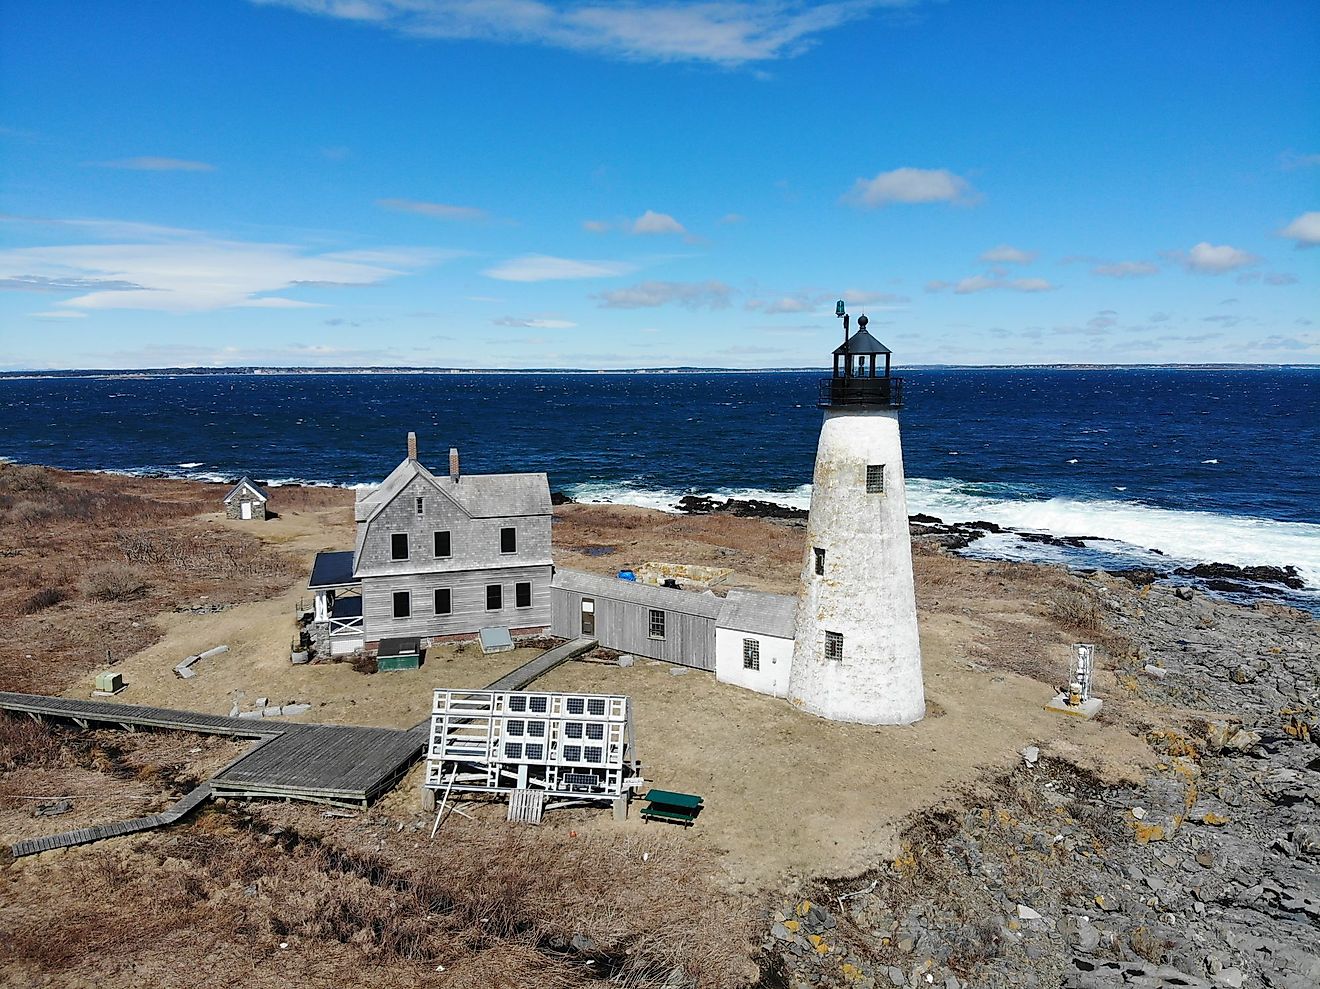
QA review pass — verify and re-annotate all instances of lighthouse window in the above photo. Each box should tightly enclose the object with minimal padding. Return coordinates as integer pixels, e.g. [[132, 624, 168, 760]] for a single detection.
[[742, 638, 760, 670], [825, 630, 844, 662], [814, 547, 826, 575], [867, 464, 886, 493], [648, 609, 666, 639]]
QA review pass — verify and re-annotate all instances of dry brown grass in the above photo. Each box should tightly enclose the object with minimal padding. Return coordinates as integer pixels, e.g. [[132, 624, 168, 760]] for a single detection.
[[0, 464, 304, 693], [0, 801, 761, 989]]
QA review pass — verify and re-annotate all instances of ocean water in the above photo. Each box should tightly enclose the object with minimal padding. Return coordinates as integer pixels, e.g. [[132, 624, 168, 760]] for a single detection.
[[3, 368, 1318, 605]]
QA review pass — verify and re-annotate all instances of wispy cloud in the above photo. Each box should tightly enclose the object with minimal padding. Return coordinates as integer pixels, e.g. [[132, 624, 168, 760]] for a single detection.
[[86, 156, 216, 172], [843, 167, 977, 208], [1280, 151, 1320, 170], [493, 315, 578, 329], [250, 0, 913, 66], [927, 274, 1056, 294], [29, 310, 87, 319], [980, 244, 1035, 264], [377, 197, 490, 222], [631, 209, 686, 235], [0, 220, 448, 312], [746, 288, 907, 314], [1279, 211, 1320, 248], [596, 279, 733, 309], [1170, 242, 1258, 273], [1091, 259, 1159, 278], [483, 254, 635, 281]]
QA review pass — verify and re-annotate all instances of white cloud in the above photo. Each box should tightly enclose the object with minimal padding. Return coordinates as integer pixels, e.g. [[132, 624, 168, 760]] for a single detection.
[[631, 209, 686, 235], [719, 213, 746, 224], [251, 0, 909, 65], [1280, 151, 1320, 170], [29, 310, 87, 319], [494, 316, 578, 329], [1009, 277, 1054, 293], [746, 288, 908, 314], [1092, 260, 1159, 278], [377, 197, 489, 222], [980, 244, 1035, 264], [928, 274, 1056, 295], [1174, 242, 1258, 273], [596, 280, 733, 309], [483, 254, 635, 281], [1279, 211, 1320, 247], [844, 167, 976, 208], [582, 219, 612, 233], [87, 156, 216, 172], [1264, 272, 1299, 286], [0, 223, 444, 312]]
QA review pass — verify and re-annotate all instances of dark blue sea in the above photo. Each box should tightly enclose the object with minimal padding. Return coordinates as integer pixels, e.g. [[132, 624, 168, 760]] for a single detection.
[[3, 368, 1318, 606]]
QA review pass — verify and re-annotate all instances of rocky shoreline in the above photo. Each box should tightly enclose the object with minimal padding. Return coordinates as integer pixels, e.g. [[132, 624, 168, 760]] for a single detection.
[[766, 582, 1319, 989]]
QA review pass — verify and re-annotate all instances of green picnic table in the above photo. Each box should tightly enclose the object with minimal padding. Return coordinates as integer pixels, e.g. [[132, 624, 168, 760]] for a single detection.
[[641, 788, 703, 827]]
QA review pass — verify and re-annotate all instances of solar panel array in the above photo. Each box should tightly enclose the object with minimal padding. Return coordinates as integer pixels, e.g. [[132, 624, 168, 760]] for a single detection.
[[426, 689, 638, 800]]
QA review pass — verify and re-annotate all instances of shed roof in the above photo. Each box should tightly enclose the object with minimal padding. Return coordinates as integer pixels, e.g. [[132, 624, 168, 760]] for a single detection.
[[551, 568, 725, 619], [717, 589, 798, 639], [223, 476, 268, 503], [833, 328, 892, 356], [355, 457, 550, 523], [309, 550, 357, 589]]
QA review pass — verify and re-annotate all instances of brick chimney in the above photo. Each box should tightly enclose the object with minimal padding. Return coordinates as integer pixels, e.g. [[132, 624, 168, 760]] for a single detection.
[[449, 447, 460, 482], [406, 431, 418, 461]]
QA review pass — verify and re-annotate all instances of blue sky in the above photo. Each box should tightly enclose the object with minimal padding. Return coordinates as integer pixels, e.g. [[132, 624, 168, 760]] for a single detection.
[[0, 0, 1316, 370]]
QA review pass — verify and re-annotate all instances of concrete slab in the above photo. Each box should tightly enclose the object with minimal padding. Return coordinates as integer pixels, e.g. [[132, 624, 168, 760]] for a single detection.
[[1044, 693, 1103, 719]]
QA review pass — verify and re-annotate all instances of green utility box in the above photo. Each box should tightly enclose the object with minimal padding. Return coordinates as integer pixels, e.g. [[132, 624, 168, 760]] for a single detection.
[[376, 637, 421, 672], [94, 671, 125, 694]]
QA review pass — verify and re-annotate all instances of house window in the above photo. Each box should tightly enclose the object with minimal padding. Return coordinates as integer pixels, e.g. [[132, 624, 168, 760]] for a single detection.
[[415, 496, 424, 515], [814, 547, 825, 575], [825, 630, 844, 662], [391, 533, 408, 561], [742, 638, 760, 670], [648, 609, 666, 640], [392, 591, 410, 619], [434, 588, 451, 615], [866, 464, 886, 494], [515, 581, 532, 608], [433, 530, 451, 558], [486, 584, 503, 610], [500, 527, 517, 554]]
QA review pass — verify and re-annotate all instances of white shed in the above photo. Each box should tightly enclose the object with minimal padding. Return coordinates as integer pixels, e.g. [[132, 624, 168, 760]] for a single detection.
[[715, 589, 797, 697]]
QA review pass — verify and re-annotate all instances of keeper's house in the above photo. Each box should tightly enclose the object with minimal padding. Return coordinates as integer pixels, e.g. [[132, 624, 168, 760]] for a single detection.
[[224, 476, 268, 521], [308, 434, 552, 655]]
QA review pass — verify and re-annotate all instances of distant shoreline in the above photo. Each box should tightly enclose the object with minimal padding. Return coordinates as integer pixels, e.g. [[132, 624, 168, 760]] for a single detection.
[[3, 363, 1318, 380]]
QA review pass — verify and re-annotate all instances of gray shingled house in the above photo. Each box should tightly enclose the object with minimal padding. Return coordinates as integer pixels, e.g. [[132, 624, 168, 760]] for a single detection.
[[224, 477, 268, 520], [310, 433, 552, 654]]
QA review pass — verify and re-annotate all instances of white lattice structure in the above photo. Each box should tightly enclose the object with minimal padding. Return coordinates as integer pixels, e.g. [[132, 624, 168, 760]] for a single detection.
[[425, 689, 640, 803]]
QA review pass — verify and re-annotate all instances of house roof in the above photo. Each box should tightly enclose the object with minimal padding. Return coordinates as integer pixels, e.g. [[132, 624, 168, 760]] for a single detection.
[[354, 458, 551, 523], [551, 568, 726, 619], [309, 550, 357, 589], [717, 588, 798, 639], [223, 476, 268, 503], [833, 328, 892, 356]]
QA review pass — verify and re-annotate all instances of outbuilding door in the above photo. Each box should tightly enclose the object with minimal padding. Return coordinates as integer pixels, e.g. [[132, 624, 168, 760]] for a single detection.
[[580, 598, 595, 636], [240, 501, 253, 520]]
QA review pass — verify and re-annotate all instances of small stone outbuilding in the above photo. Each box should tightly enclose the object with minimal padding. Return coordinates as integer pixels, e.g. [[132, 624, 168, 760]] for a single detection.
[[224, 476, 269, 521]]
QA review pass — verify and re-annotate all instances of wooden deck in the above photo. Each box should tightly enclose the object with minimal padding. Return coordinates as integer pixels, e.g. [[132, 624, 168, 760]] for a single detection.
[[485, 636, 598, 691], [211, 724, 423, 807]]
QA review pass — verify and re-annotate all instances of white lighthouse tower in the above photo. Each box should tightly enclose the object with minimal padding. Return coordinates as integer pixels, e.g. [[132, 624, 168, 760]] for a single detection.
[[787, 304, 925, 725]]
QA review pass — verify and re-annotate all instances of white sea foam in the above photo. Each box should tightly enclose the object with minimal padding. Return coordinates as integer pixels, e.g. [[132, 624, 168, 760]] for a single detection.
[[561, 477, 1320, 589], [177, 461, 204, 468]]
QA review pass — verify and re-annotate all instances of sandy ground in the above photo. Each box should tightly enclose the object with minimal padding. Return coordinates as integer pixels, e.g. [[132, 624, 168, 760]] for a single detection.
[[30, 493, 1157, 889]]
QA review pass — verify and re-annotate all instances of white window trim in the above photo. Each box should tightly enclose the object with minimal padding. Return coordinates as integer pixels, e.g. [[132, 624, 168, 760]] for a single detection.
[[390, 533, 409, 562], [433, 530, 451, 559], [392, 590, 411, 620], [486, 583, 503, 611], [648, 609, 666, 640], [415, 496, 425, 515], [742, 637, 760, 671], [434, 588, 451, 615], [500, 526, 517, 555], [514, 581, 533, 609]]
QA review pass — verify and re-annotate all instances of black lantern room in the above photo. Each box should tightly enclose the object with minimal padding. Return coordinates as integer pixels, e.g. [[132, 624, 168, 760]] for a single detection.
[[819, 309, 904, 409]]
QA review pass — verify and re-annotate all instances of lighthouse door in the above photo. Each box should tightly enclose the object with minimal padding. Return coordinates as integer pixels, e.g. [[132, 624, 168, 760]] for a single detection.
[[580, 598, 595, 636]]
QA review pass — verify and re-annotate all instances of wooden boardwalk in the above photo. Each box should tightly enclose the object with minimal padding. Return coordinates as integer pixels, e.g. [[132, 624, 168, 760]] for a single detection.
[[10, 783, 214, 858], [0, 691, 287, 738], [3, 636, 601, 852]]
